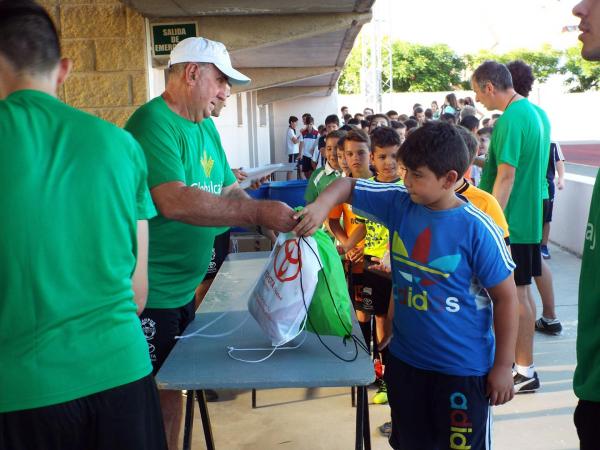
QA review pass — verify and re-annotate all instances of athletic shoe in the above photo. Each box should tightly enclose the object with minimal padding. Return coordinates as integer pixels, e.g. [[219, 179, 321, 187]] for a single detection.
[[513, 371, 540, 393], [541, 244, 551, 259], [379, 421, 392, 437], [372, 380, 388, 404], [535, 317, 563, 336]]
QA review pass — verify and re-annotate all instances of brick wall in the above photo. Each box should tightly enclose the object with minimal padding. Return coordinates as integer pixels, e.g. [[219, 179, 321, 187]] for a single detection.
[[39, 0, 148, 127]]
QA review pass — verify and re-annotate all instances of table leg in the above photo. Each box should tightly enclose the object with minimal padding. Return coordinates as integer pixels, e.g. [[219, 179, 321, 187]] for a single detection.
[[355, 386, 371, 450], [196, 390, 216, 450], [362, 387, 371, 450], [252, 388, 257, 408], [351, 386, 356, 407], [183, 390, 195, 450], [355, 386, 364, 450]]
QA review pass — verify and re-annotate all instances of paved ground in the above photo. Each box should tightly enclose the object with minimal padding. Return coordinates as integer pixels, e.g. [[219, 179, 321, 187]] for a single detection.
[[184, 243, 581, 450]]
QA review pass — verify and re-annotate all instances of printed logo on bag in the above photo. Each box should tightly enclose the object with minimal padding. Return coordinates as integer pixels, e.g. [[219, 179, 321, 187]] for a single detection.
[[141, 318, 157, 340], [273, 239, 302, 282]]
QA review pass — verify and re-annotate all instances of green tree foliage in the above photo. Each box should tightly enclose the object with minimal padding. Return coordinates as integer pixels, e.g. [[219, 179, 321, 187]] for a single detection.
[[338, 38, 599, 94], [562, 44, 600, 92], [390, 42, 465, 92], [464, 45, 561, 84], [337, 37, 362, 95], [338, 39, 464, 94]]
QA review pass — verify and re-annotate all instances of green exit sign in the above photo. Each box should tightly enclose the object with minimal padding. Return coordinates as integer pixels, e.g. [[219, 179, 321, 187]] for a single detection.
[[151, 23, 197, 56]]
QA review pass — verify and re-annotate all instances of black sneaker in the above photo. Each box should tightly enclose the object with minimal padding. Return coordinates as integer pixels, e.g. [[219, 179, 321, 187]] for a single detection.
[[535, 317, 562, 336], [379, 421, 392, 437], [513, 371, 540, 393], [540, 244, 550, 259]]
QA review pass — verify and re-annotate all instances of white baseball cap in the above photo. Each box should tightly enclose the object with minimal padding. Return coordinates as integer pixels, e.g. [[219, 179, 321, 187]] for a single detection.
[[167, 37, 251, 85]]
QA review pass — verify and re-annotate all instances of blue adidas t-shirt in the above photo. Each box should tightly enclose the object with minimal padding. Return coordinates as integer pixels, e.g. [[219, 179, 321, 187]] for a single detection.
[[352, 179, 515, 376]]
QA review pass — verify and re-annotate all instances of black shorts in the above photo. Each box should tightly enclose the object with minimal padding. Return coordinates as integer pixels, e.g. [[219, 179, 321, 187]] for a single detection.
[[301, 155, 313, 172], [288, 153, 299, 164], [574, 399, 600, 450], [347, 267, 364, 306], [357, 256, 392, 315], [543, 182, 555, 223], [384, 354, 492, 450], [511, 243, 542, 286], [203, 231, 231, 281], [0, 374, 167, 450], [140, 298, 196, 375]]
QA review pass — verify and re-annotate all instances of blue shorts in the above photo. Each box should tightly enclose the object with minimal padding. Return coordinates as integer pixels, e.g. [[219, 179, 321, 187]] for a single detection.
[[385, 354, 492, 450]]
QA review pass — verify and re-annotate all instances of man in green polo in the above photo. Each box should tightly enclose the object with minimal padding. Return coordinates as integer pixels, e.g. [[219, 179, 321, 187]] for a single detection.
[[0, 3, 166, 449], [125, 37, 296, 449]]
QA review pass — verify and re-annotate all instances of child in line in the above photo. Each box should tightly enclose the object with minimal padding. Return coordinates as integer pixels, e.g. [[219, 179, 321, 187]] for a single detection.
[[327, 130, 372, 350], [358, 127, 403, 405], [294, 122, 518, 450], [304, 130, 345, 204]]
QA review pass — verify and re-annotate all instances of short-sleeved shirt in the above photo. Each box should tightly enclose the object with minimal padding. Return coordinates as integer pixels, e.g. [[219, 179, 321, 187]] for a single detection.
[[574, 172, 600, 401], [455, 178, 510, 241], [286, 127, 299, 155], [301, 128, 319, 158], [547, 142, 565, 184], [479, 98, 548, 244], [329, 202, 366, 273], [353, 179, 515, 376], [0, 90, 155, 412], [304, 162, 340, 204], [126, 97, 236, 309], [363, 177, 403, 259]]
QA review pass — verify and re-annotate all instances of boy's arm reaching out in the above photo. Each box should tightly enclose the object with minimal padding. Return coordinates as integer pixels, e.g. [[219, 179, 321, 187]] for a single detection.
[[294, 178, 356, 236], [486, 274, 519, 406]]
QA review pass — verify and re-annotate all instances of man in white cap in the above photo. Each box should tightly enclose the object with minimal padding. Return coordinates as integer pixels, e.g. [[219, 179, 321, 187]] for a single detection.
[[125, 37, 296, 448]]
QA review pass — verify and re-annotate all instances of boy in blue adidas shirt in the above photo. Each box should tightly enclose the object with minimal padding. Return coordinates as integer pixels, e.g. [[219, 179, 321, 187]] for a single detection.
[[294, 122, 518, 450]]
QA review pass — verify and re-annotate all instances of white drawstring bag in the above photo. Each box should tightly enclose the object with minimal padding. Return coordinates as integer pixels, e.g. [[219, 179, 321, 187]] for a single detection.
[[248, 233, 321, 346]]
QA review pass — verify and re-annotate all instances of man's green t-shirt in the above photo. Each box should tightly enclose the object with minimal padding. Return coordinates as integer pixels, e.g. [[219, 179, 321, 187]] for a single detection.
[[479, 98, 547, 244], [126, 97, 236, 309], [0, 90, 155, 413], [574, 173, 600, 402], [305, 162, 340, 204]]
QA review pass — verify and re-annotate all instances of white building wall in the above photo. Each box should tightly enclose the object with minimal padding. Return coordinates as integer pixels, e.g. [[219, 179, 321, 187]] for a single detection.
[[339, 88, 600, 143]]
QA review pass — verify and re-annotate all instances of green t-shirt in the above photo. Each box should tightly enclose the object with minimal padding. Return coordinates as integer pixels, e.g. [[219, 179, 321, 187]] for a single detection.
[[126, 97, 236, 309], [574, 173, 600, 401], [304, 162, 340, 204], [0, 90, 155, 413], [533, 104, 551, 200], [479, 99, 548, 244]]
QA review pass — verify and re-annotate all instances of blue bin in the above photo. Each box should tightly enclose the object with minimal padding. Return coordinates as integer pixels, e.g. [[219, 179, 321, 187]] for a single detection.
[[268, 180, 308, 209], [245, 183, 270, 200]]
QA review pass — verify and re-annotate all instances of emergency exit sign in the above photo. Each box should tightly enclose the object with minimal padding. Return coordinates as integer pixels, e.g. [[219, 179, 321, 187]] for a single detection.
[[151, 23, 197, 56]]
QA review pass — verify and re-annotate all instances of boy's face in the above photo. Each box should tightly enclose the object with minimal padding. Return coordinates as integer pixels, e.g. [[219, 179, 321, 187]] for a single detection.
[[371, 145, 399, 181], [290, 121, 297, 129], [337, 147, 350, 174], [325, 137, 341, 170], [402, 165, 456, 208], [344, 140, 371, 176], [325, 123, 339, 134], [396, 127, 406, 144], [478, 134, 491, 155], [369, 117, 388, 132]]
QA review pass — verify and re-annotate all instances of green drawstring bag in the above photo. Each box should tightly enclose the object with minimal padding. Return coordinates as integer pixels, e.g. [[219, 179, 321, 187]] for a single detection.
[[304, 229, 353, 337]]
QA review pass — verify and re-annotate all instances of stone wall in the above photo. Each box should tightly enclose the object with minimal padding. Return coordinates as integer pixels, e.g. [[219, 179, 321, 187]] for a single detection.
[[39, 0, 148, 127]]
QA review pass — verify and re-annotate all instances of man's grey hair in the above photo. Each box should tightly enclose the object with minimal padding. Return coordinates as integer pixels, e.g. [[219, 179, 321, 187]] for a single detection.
[[472, 60, 513, 91]]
